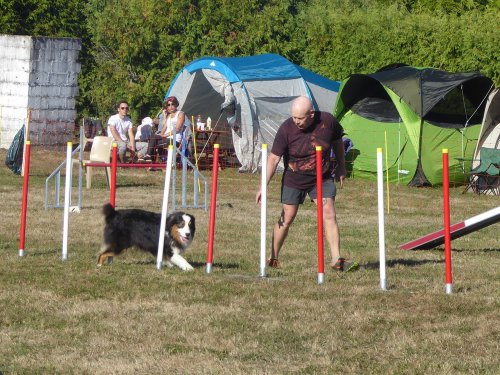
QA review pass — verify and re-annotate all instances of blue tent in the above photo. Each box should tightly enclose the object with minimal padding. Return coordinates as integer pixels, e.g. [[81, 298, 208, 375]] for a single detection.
[[166, 54, 340, 172]]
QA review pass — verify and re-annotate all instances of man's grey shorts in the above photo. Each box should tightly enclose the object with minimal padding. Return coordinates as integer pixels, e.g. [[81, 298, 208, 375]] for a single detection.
[[281, 178, 337, 205]]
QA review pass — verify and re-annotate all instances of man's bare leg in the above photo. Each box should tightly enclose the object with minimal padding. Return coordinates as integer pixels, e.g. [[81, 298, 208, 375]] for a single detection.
[[270, 204, 299, 261]]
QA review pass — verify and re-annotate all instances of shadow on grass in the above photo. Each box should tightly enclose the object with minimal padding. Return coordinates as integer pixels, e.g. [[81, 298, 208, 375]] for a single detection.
[[28, 249, 60, 256], [415, 247, 500, 254], [445, 247, 500, 253], [119, 260, 240, 270], [362, 258, 443, 270], [116, 182, 158, 188]]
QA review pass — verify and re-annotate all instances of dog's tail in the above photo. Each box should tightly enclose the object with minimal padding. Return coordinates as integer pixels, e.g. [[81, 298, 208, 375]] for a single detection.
[[102, 203, 117, 223]]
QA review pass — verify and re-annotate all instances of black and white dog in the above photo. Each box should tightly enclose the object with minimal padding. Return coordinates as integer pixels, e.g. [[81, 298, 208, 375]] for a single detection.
[[98, 203, 196, 271]]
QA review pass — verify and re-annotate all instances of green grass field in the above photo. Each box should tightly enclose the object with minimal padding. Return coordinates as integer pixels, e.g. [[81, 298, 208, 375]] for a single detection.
[[0, 148, 498, 374]]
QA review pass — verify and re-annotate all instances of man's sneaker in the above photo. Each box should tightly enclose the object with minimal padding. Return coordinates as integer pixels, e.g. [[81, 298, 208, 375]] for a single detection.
[[268, 258, 280, 268], [332, 258, 359, 272], [143, 154, 152, 161]]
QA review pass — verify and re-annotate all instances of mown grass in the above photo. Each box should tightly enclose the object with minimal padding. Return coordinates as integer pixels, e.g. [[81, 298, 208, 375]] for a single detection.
[[0, 148, 498, 374]]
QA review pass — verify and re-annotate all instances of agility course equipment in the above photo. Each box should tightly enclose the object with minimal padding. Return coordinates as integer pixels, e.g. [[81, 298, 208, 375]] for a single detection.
[[442, 150, 453, 294], [18, 140, 31, 257], [62, 142, 73, 261], [157, 146, 174, 270], [205, 144, 220, 274], [377, 148, 387, 291], [260, 144, 268, 278], [400, 206, 500, 251], [316, 146, 325, 285], [44, 124, 84, 210], [45, 125, 208, 211]]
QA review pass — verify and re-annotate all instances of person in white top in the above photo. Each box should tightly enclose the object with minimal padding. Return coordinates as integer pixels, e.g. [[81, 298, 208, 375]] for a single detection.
[[107, 100, 136, 163], [135, 116, 153, 159], [145, 96, 190, 161]]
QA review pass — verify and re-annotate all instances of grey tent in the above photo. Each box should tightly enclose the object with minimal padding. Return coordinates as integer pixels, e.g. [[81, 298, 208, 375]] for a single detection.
[[165, 54, 340, 172]]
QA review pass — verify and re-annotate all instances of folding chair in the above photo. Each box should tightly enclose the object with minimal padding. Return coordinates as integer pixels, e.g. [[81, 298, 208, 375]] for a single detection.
[[84, 136, 113, 189], [464, 147, 500, 195]]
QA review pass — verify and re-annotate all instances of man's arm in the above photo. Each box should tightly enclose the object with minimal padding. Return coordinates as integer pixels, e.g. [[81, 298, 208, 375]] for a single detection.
[[108, 126, 122, 143], [128, 127, 136, 151], [331, 138, 346, 188], [256, 152, 281, 203]]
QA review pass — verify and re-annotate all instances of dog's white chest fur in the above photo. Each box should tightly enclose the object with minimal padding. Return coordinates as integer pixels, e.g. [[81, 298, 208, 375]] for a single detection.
[[165, 214, 195, 271]]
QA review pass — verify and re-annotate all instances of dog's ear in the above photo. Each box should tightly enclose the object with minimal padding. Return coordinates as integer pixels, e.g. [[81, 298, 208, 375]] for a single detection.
[[165, 212, 178, 229], [189, 214, 195, 235]]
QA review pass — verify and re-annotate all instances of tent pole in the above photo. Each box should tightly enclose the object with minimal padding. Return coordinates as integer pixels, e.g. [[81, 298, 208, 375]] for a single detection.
[[398, 118, 401, 185]]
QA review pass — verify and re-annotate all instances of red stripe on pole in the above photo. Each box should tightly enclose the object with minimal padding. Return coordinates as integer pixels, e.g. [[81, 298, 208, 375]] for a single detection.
[[316, 146, 324, 275], [206, 144, 220, 266], [110, 144, 117, 208], [443, 150, 452, 286], [19, 141, 31, 255]]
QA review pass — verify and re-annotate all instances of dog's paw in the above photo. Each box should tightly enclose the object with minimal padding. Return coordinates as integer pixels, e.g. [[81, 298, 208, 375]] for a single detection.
[[163, 260, 175, 268], [181, 263, 194, 271]]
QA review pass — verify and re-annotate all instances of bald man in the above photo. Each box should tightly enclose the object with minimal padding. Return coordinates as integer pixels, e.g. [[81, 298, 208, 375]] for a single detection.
[[256, 96, 358, 272]]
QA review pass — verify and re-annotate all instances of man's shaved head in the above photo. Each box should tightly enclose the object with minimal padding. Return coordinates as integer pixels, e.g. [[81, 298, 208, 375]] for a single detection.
[[291, 96, 314, 130]]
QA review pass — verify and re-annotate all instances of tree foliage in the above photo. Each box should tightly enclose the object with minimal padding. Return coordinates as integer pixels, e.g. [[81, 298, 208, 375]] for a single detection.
[[297, 1, 499, 85], [1, 0, 498, 122]]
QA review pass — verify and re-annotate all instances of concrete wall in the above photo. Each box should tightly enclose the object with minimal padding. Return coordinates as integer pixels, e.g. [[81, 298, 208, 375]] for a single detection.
[[0, 35, 81, 149]]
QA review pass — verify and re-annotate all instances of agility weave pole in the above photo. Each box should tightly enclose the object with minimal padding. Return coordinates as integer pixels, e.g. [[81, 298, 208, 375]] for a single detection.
[[442, 149, 453, 295], [61, 142, 73, 261], [205, 144, 220, 274], [157, 145, 175, 270], [110, 143, 118, 207], [315, 146, 325, 285], [18, 141, 31, 257], [260, 144, 268, 278], [377, 148, 387, 291]]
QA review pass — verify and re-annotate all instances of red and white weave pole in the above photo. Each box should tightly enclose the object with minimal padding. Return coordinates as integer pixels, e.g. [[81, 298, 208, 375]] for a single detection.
[[110, 143, 118, 208], [206, 144, 220, 274], [442, 149, 453, 294], [18, 141, 31, 257], [316, 146, 325, 284]]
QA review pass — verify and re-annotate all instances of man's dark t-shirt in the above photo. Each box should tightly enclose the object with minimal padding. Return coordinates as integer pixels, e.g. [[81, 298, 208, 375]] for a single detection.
[[271, 111, 343, 190]]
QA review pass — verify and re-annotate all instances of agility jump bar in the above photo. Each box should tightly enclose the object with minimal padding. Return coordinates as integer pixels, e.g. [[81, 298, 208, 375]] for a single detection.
[[400, 206, 500, 250], [84, 162, 167, 168]]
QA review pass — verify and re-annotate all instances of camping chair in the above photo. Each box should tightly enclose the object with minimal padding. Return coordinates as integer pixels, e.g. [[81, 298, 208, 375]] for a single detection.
[[84, 136, 113, 189], [464, 147, 500, 195]]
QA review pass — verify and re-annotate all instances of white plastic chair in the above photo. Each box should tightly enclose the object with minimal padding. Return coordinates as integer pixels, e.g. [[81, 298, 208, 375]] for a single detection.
[[84, 136, 113, 189]]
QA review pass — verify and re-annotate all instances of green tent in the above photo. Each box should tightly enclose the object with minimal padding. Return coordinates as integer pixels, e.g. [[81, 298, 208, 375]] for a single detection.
[[334, 65, 493, 186]]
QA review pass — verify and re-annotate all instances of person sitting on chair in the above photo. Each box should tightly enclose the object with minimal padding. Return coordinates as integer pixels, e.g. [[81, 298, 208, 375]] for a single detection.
[[107, 100, 136, 163], [135, 116, 153, 160], [144, 96, 190, 162]]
